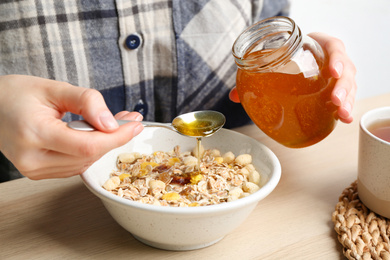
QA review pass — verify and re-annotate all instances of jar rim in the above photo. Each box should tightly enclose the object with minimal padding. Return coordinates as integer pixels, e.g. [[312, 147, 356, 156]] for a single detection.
[[232, 16, 301, 71]]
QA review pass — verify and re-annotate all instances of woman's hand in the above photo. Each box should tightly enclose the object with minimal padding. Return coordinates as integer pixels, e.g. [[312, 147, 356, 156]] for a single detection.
[[229, 32, 357, 124], [0, 75, 144, 180]]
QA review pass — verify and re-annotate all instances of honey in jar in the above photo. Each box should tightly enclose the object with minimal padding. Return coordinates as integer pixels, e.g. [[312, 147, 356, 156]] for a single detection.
[[232, 16, 338, 148]]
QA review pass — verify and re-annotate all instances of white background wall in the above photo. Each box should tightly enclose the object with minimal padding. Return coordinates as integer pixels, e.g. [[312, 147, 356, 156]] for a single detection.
[[290, 0, 390, 100]]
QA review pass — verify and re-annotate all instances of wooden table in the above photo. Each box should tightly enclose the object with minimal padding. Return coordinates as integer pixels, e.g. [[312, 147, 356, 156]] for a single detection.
[[1, 94, 389, 260]]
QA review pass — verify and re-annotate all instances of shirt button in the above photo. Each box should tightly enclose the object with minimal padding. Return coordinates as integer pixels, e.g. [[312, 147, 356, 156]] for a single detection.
[[125, 34, 142, 50], [133, 99, 148, 116]]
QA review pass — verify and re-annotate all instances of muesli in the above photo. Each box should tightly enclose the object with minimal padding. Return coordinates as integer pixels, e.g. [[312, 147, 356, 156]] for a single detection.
[[102, 145, 262, 207]]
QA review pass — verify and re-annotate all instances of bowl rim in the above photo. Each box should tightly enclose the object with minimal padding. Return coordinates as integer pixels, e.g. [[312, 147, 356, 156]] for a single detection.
[[81, 128, 281, 215]]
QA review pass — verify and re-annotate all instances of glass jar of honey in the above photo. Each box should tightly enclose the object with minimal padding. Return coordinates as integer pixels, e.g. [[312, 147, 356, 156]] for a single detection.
[[232, 16, 338, 148]]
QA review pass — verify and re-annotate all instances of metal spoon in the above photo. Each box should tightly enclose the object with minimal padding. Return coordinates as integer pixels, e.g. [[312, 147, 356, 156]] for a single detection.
[[67, 110, 226, 138]]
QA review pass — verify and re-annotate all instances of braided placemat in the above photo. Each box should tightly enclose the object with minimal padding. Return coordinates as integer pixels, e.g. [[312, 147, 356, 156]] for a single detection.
[[332, 181, 390, 260]]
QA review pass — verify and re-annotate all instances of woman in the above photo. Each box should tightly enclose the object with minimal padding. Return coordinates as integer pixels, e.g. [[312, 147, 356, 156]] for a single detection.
[[0, 0, 356, 181]]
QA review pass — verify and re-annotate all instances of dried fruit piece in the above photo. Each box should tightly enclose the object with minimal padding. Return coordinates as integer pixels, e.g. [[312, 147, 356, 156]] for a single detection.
[[190, 173, 203, 185], [214, 156, 223, 164], [168, 157, 181, 166], [162, 192, 180, 201], [118, 173, 131, 181]]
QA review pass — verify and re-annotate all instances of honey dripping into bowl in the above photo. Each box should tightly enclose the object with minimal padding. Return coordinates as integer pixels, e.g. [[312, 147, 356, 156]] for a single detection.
[[172, 120, 211, 173], [171, 112, 225, 173], [196, 137, 201, 173], [170, 138, 203, 186]]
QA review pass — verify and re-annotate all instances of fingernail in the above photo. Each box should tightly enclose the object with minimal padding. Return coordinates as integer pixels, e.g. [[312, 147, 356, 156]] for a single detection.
[[343, 102, 352, 118], [133, 123, 144, 136], [135, 113, 143, 121], [335, 88, 347, 105], [334, 61, 344, 78], [99, 111, 118, 130]]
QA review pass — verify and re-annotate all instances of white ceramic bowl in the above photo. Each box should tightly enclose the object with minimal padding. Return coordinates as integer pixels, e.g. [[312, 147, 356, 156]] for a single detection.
[[81, 127, 281, 251]]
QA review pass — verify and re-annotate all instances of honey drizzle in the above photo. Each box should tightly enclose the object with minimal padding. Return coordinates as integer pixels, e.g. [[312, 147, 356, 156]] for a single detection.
[[196, 137, 201, 173]]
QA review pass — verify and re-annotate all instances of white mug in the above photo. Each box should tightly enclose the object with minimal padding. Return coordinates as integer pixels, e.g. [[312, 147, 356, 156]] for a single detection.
[[358, 107, 390, 218]]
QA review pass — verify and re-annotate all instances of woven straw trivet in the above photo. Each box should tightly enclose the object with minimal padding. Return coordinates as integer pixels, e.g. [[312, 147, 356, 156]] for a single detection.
[[332, 180, 390, 260]]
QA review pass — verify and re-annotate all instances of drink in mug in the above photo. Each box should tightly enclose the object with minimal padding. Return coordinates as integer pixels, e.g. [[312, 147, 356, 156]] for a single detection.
[[367, 119, 390, 142]]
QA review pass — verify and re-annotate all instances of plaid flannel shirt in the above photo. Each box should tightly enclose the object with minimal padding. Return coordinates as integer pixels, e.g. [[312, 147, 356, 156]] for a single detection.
[[0, 0, 289, 181]]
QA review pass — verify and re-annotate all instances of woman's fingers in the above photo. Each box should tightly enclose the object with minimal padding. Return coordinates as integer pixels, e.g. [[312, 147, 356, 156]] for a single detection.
[[0, 75, 145, 179], [39, 120, 143, 157], [25, 163, 93, 180], [337, 78, 356, 124], [46, 81, 119, 132], [9, 120, 143, 178], [114, 111, 143, 121], [308, 32, 357, 123], [229, 87, 240, 103]]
